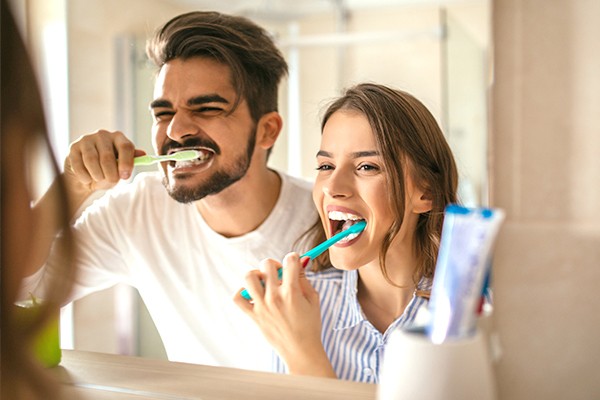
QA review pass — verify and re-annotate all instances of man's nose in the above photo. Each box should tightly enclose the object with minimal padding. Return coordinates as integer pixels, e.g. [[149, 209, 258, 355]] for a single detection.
[[166, 112, 199, 142]]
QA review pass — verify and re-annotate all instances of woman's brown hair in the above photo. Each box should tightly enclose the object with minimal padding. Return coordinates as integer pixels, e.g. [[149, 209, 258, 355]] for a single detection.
[[1, 1, 75, 397]]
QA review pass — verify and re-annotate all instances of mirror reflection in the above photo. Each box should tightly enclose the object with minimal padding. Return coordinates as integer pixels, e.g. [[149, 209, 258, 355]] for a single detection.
[[23, 0, 490, 365]]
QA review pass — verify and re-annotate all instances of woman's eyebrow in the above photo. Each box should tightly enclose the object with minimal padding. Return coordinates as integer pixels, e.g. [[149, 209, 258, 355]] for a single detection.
[[316, 150, 380, 158], [351, 150, 379, 158]]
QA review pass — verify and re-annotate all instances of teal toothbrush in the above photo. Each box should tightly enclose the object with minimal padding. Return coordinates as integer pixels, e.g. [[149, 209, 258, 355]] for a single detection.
[[133, 150, 201, 166], [240, 220, 367, 300]]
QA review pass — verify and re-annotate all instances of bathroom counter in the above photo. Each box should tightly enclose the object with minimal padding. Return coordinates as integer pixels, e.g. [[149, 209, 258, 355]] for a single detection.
[[53, 350, 377, 399]]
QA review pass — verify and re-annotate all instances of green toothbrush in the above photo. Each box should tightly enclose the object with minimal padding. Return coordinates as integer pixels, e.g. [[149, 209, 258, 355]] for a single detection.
[[133, 150, 201, 166]]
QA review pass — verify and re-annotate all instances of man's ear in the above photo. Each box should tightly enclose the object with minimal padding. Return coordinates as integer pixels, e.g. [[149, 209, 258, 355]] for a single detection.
[[256, 111, 282, 150]]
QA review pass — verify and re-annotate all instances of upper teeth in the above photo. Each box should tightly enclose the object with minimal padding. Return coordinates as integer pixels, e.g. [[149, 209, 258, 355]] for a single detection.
[[328, 211, 362, 221], [174, 150, 210, 166]]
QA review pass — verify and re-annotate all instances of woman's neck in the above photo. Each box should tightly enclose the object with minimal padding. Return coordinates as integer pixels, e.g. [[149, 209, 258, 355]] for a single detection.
[[356, 257, 418, 334]]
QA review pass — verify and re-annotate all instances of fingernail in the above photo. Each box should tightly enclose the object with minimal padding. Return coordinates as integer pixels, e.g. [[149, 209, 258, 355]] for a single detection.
[[301, 257, 310, 268]]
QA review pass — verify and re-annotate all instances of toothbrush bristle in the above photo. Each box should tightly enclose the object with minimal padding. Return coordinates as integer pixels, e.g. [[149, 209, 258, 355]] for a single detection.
[[350, 220, 367, 233], [173, 150, 200, 161]]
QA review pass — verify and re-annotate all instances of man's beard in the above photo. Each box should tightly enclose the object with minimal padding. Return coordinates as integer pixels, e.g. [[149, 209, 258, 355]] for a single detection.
[[163, 128, 257, 204]]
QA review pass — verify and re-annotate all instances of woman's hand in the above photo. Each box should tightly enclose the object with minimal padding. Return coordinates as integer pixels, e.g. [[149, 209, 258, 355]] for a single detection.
[[234, 252, 336, 378]]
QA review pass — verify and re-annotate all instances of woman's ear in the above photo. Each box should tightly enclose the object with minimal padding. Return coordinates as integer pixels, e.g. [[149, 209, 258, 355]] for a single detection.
[[256, 111, 282, 150], [412, 187, 434, 214]]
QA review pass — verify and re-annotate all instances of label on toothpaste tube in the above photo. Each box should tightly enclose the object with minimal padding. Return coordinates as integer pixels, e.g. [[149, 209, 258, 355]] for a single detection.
[[426, 205, 505, 344]]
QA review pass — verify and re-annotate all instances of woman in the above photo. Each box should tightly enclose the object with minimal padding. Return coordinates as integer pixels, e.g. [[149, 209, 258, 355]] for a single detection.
[[235, 83, 458, 383], [1, 1, 76, 398]]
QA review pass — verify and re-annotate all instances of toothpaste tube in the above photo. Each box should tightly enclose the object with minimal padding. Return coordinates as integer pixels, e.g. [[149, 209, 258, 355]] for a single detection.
[[426, 205, 505, 344]]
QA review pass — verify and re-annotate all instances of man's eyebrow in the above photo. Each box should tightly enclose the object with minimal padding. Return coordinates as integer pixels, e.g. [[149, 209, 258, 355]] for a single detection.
[[149, 94, 229, 109], [188, 94, 229, 106], [316, 150, 380, 158], [149, 99, 172, 109]]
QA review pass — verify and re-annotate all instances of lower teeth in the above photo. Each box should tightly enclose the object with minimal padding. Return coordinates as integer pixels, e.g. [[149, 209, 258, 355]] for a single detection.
[[338, 232, 359, 244]]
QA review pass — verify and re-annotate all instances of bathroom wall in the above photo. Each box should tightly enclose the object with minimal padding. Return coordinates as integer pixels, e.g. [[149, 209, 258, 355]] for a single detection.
[[491, 0, 600, 398]]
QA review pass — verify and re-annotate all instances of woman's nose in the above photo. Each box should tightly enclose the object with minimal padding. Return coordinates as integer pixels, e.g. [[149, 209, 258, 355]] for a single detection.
[[322, 170, 353, 199]]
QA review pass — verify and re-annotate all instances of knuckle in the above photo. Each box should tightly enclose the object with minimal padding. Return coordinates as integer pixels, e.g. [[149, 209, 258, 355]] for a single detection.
[[244, 269, 259, 280], [120, 141, 135, 151], [259, 258, 278, 272], [98, 152, 117, 164]]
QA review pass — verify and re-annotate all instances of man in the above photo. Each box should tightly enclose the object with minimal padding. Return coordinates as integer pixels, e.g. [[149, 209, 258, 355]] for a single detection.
[[22, 11, 318, 372]]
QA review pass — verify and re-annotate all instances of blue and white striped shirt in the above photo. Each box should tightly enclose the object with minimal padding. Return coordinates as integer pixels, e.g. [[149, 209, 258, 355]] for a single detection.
[[274, 268, 429, 383]]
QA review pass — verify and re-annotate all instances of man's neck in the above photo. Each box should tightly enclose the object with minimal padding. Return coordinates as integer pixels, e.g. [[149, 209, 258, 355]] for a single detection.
[[194, 168, 282, 238]]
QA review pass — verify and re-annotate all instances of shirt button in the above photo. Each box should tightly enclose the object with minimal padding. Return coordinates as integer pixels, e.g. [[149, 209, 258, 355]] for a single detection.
[[363, 367, 373, 376]]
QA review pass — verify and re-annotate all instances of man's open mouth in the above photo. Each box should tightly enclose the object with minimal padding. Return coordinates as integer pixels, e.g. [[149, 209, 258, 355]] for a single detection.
[[168, 148, 214, 169]]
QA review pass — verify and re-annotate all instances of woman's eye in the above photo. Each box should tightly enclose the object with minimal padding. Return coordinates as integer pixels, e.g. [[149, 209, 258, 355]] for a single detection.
[[316, 164, 334, 171], [358, 163, 379, 172]]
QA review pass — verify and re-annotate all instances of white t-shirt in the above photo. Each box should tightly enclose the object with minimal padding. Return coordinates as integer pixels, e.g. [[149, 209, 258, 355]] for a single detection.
[[24, 170, 317, 371]]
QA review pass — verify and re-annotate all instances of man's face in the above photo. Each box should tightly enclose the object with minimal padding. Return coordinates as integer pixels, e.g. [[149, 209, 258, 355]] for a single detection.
[[150, 57, 257, 203]]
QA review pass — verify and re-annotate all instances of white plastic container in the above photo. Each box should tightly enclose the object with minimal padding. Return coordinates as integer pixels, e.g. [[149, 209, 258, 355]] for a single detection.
[[377, 328, 496, 400]]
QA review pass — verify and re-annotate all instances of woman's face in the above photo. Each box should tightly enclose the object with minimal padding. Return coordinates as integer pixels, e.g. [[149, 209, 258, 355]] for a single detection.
[[313, 110, 425, 270]]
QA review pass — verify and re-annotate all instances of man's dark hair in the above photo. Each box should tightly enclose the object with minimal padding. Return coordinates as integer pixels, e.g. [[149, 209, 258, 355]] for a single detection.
[[147, 11, 288, 123]]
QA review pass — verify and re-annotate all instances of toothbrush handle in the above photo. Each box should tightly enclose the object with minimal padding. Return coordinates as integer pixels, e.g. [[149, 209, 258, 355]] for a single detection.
[[240, 221, 366, 300], [133, 155, 156, 166]]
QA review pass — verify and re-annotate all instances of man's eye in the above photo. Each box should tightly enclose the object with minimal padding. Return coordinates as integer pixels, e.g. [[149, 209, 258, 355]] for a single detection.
[[197, 106, 224, 114], [153, 111, 173, 120]]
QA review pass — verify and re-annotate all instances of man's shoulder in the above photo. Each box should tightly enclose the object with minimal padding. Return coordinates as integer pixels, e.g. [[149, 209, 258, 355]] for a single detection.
[[278, 171, 313, 193], [275, 171, 316, 223]]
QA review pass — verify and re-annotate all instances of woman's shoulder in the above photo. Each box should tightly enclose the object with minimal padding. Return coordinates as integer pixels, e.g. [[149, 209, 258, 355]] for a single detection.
[[306, 266, 343, 280], [306, 267, 345, 293]]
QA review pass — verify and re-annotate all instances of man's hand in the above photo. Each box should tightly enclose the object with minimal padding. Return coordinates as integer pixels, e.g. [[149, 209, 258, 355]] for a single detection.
[[63, 130, 145, 208]]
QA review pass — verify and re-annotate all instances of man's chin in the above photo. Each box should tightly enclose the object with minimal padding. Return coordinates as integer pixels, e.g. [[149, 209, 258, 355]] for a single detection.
[[164, 182, 204, 204], [162, 173, 242, 204]]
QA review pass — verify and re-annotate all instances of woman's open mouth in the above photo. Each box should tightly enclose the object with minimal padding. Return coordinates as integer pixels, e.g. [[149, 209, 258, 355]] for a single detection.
[[328, 210, 366, 244]]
